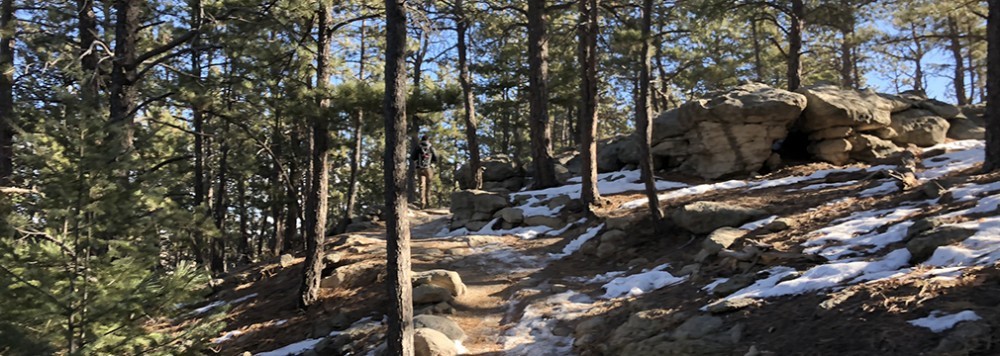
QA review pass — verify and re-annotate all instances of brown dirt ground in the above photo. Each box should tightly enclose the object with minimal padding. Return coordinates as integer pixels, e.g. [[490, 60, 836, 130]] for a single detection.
[[177, 162, 1000, 356]]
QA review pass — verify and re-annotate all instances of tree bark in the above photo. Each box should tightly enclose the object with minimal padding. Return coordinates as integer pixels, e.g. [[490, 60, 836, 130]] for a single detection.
[[947, 16, 968, 105], [0, 0, 13, 186], [910, 23, 925, 91], [190, 0, 207, 265], [751, 18, 764, 83], [109, 0, 141, 155], [787, 0, 804, 91], [300, 2, 332, 308], [340, 20, 367, 234], [638, 0, 663, 221], [578, 0, 601, 208], [984, 0, 1000, 172], [385, 0, 414, 353], [527, 0, 558, 189], [270, 112, 285, 255], [79, 0, 100, 101], [456, 0, 482, 190], [211, 121, 229, 274], [237, 174, 250, 264], [840, 27, 855, 88]]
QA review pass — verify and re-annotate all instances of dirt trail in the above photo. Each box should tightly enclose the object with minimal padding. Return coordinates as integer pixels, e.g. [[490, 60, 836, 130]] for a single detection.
[[407, 210, 565, 355]]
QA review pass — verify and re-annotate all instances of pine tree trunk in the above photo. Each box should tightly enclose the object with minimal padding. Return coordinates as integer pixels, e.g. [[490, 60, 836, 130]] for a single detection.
[[340, 20, 367, 234], [751, 18, 763, 82], [211, 121, 229, 274], [190, 0, 207, 265], [300, 3, 331, 308], [578, 0, 601, 208], [787, 0, 804, 91], [947, 16, 968, 105], [237, 176, 250, 264], [457, 0, 482, 190], [638, 0, 663, 221], [840, 27, 854, 88], [271, 113, 285, 255], [0, 0, 13, 186], [385, 0, 414, 353], [984, 0, 1000, 172], [910, 23, 925, 91], [283, 143, 299, 252], [110, 0, 140, 155], [78, 0, 99, 101], [527, 0, 558, 189], [407, 28, 429, 203]]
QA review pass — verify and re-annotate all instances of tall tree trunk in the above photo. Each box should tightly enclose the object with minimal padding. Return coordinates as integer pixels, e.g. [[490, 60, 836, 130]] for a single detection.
[[407, 25, 430, 202], [282, 154, 299, 253], [0, 0, 13, 186], [109, 0, 140, 155], [527, 0, 558, 189], [984, 0, 1000, 172], [456, 0, 482, 190], [638, 0, 663, 222], [300, 2, 331, 308], [190, 0, 207, 265], [751, 18, 764, 82], [787, 0, 804, 91], [910, 23, 925, 91], [340, 20, 367, 234], [211, 121, 229, 273], [947, 16, 968, 105], [385, 0, 414, 353], [79, 0, 99, 101], [270, 111, 285, 255], [237, 175, 250, 264], [840, 27, 854, 88], [578, 0, 601, 208]]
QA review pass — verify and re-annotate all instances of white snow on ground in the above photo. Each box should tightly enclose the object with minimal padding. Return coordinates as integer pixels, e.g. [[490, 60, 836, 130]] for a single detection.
[[502, 291, 594, 355], [946, 181, 1000, 203], [455, 341, 470, 354], [701, 278, 730, 294], [749, 167, 870, 190], [549, 224, 605, 259], [601, 264, 686, 298], [924, 216, 1000, 267], [908, 310, 982, 332], [722, 249, 911, 300], [622, 180, 749, 209], [739, 215, 777, 231], [802, 206, 924, 257], [786, 180, 859, 192], [192, 300, 225, 315], [858, 180, 899, 197], [256, 317, 378, 356], [522, 170, 687, 212], [213, 330, 244, 343], [919, 140, 984, 180], [256, 337, 324, 356], [569, 270, 627, 284], [274, 319, 289, 326], [191, 293, 259, 315]]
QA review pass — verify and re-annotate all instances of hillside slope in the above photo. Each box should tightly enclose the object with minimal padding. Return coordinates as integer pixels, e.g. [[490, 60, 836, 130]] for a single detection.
[[184, 139, 999, 356]]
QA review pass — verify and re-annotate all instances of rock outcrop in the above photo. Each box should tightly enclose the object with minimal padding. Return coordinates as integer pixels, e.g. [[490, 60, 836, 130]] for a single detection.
[[450, 190, 509, 231], [457, 155, 525, 192], [649, 83, 807, 179]]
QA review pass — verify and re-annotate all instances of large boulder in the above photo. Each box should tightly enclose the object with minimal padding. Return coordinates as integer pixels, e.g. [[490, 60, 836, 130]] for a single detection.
[[414, 315, 467, 342], [672, 201, 765, 234], [450, 190, 509, 230], [947, 117, 985, 140], [847, 134, 904, 162], [414, 328, 458, 356], [413, 269, 467, 297], [596, 136, 642, 172], [650, 83, 806, 179], [457, 155, 525, 191], [917, 98, 963, 119], [890, 109, 950, 147], [796, 85, 893, 132]]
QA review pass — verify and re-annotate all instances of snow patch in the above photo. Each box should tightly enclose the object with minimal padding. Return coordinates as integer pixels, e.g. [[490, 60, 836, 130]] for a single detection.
[[255, 338, 324, 356], [549, 224, 604, 259], [601, 264, 686, 298], [739, 215, 777, 231], [858, 181, 899, 198], [502, 291, 594, 355], [909, 310, 981, 333]]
